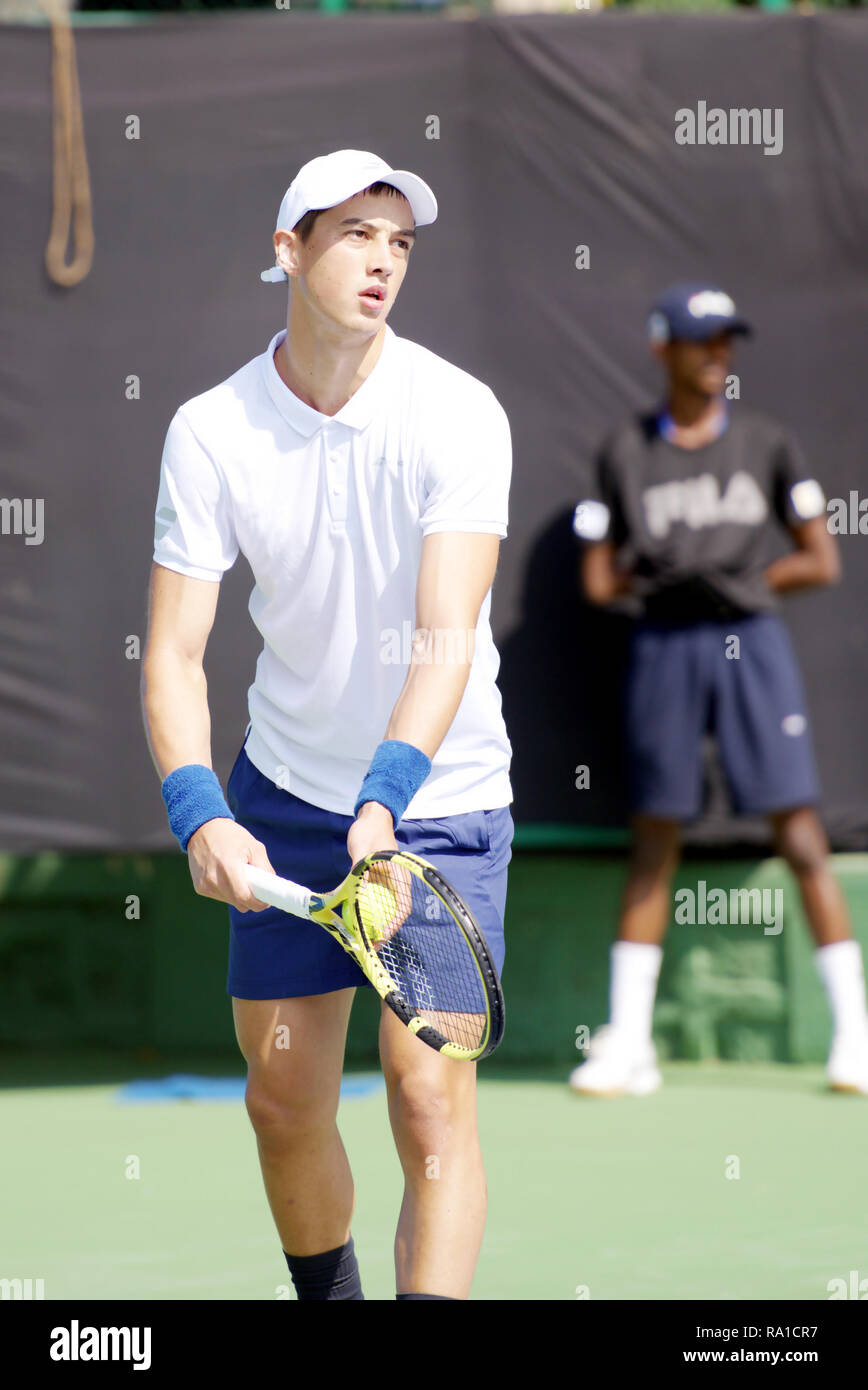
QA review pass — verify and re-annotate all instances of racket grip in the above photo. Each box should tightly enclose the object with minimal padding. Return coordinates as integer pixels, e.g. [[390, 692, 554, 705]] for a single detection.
[[245, 865, 312, 919]]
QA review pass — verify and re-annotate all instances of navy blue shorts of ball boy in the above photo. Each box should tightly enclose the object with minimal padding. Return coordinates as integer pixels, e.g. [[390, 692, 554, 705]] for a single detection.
[[225, 743, 514, 1000], [625, 612, 821, 821]]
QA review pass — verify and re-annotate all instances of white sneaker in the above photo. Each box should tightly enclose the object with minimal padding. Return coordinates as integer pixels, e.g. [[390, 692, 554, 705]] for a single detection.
[[826, 1031, 868, 1095], [569, 1024, 662, 1097]]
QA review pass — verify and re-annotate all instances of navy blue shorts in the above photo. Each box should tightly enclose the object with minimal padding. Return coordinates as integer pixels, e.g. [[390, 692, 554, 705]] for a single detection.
[[225, 745, 514, 1000], [625, 613, 821, 820]]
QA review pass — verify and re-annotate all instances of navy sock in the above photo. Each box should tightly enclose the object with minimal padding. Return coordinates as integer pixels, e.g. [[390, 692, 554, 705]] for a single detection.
[[396, 1292, 459, 1300], [284, 1237, 364, 1301]]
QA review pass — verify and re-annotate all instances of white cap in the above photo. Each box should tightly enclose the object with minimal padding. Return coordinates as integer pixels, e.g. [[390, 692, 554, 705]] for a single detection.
[[260, 149, 438, 283]]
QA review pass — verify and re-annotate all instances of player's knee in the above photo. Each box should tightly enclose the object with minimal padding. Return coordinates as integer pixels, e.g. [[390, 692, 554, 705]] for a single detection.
[[390, 1072, 456, 1147], [778, 829, 826, 877], [775, 812, 828, 877], [244, 1079, 333, 1144]]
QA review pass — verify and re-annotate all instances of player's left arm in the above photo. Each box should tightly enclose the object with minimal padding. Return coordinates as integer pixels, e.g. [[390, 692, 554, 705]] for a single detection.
[[348, 530, 500, 861], [764, 515, 841, 594], [764, 437, 841, 594], [387, 529, 501, 753]]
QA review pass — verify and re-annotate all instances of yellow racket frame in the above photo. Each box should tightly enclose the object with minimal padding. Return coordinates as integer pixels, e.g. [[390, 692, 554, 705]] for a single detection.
[[246, 849, 503, 1062]]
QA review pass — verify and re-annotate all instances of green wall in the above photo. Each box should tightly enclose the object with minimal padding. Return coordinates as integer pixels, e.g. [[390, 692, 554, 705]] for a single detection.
[[2, 849, 866, 1067]]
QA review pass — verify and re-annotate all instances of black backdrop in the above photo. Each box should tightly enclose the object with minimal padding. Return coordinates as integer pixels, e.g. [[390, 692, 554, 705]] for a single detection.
[[2, 12, 867, 853]]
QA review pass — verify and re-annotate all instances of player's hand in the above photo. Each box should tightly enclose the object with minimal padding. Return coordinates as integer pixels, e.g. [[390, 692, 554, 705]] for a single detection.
[[348, 804, 412, 950], [347, 801, 398, 866], [365, 857, 414, 949], [187, 818, 274, 912]]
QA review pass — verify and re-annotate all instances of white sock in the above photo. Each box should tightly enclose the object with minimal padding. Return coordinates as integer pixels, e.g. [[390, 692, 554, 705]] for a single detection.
[[609, 941, 663, 1046], [814, 940, 868, 1045]]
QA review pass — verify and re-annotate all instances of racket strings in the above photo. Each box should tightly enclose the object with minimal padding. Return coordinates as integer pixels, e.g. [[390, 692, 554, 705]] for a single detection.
[[355, 860, 488, 1052]]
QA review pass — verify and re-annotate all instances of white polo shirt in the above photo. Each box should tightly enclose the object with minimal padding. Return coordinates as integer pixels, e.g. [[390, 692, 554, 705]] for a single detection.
[[152, 324, 513, 818]]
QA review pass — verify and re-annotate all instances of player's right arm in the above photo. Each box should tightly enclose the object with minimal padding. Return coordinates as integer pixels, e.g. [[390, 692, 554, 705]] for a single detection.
[[141, 562, 273, 912]]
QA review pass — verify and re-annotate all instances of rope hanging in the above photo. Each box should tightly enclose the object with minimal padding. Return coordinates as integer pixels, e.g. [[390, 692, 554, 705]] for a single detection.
[[41, 0, 94, 287]]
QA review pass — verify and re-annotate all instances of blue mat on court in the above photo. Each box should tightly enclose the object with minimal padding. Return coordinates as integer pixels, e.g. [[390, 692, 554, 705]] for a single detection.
[[115, 1073, 385, 1103]]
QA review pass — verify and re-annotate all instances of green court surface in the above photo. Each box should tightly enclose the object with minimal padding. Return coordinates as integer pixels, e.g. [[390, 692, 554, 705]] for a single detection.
[[2, 1059, 865, 1302]]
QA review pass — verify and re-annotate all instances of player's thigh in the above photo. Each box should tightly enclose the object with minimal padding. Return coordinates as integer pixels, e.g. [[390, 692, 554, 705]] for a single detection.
[[713, 615, 820, 814], [624, 623, 707, 819], [394, 806, 512, 980], [378, 1004, 478, 1134], [233, 989, 355, 1123]]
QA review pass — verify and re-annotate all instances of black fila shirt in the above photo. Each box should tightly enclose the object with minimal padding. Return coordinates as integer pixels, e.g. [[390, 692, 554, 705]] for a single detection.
[[575, 409, 826, 622]]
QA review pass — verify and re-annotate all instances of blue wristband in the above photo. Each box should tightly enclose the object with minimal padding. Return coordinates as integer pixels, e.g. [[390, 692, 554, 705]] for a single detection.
[[354, 740, 432, 828], [161, 764, 235, 852]]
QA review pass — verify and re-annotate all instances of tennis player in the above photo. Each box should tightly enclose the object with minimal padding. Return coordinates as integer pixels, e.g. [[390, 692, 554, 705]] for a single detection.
[[570, 282, 868, 1097], [141, 150, 514, 1299]]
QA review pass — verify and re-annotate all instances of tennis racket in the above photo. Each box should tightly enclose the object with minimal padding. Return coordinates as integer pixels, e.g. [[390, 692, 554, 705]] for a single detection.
[[245, 851, 504, 1061]]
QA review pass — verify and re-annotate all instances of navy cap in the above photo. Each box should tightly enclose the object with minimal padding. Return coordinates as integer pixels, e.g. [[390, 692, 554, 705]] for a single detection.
[[648, 282, 753, 344]]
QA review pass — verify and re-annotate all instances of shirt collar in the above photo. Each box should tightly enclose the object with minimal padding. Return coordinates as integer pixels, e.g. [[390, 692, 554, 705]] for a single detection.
[[263, 324, 395, 437], [657, 400, 730, 445]]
